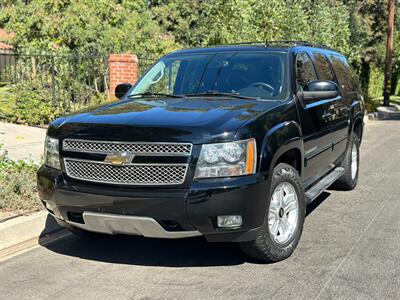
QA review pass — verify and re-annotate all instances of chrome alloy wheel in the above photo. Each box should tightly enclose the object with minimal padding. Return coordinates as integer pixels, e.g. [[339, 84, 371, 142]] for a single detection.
[[351, 143, 358, 180], [268, 182, 299, 244]]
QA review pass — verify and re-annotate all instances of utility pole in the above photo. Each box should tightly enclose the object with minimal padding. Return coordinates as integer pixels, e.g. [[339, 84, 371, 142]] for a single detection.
[[383, 0, 396, 106]]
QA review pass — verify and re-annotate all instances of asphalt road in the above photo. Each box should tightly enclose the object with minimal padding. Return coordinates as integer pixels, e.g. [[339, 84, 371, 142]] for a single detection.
[[1, 120, 399, 300]]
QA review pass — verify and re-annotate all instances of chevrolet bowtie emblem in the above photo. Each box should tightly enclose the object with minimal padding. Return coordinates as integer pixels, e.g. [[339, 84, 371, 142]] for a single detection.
[[104, 152, 134, 166]]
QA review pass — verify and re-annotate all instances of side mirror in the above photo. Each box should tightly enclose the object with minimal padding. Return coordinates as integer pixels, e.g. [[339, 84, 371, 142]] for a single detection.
[[115, 83, 132, 99], [300, 80, 339, 103]]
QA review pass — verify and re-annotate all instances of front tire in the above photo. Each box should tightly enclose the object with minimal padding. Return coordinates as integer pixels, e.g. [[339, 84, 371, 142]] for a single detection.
[[240, 163, 305, 262]]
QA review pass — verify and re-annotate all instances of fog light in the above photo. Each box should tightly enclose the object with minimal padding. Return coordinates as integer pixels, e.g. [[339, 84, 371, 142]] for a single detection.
[[217, 215, 243, 228]]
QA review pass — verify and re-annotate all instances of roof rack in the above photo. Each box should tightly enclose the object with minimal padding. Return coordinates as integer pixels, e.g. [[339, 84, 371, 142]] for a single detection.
[[228, 42, 265, 45], [266, 40, 308, 46], [219, 40, 334, 50], [219, 41, 265, 46], [281, 41, 334, 50]]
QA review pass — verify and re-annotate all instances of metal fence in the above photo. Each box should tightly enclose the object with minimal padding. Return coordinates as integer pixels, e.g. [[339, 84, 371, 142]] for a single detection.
[[0, 49, 158, 112], [138, 55, 157, 77], [0, 49, 110, 112]]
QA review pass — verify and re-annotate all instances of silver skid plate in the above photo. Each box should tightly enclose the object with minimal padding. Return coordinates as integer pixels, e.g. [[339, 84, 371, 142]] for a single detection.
[[67, 212, 201, 239]]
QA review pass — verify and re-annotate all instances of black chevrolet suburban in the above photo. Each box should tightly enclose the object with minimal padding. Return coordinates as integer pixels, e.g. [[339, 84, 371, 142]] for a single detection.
[[37, 41, 364, 262]]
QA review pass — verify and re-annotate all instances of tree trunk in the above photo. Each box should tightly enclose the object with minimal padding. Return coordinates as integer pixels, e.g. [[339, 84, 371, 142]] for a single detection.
[[360, 59, 371, 97], [391, 69, 399, 95], [383, 0, 395, 106]]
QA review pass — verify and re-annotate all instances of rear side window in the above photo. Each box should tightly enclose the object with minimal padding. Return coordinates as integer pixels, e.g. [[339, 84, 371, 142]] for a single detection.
[[312, 52, 335, 82], [295, 52, 317, 91], [329, 55, 358, 94]]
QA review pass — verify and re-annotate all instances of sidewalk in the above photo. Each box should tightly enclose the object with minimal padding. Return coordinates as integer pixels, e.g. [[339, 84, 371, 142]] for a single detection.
[[0, 122, 46, 162]]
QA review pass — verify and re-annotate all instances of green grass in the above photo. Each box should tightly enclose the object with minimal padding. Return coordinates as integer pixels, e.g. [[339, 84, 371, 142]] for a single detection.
[[0, 84, 15, 121], [372, 95, 400, 106]]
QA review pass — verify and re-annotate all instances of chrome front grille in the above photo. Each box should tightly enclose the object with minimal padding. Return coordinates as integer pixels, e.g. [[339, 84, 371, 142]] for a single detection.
[[62, 139, 192, 186], [64, 158, 188, 186], [63, 139, 192, 156]]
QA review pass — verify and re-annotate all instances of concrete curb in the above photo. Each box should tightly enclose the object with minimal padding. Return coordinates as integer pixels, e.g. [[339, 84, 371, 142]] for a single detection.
[[376, 104, 400, 120], [367, 112, 378, 121], [0, 211, 61, 251]]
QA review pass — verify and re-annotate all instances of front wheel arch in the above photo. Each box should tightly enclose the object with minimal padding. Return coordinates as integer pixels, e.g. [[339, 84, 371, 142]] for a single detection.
[[259, 121, 304, 179]]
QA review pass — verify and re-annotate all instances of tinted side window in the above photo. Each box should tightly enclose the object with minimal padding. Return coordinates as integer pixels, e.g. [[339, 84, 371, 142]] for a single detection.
[[296, 53, 317, 91], [329, 55, 357, 93], [312, 52, 335, 82]]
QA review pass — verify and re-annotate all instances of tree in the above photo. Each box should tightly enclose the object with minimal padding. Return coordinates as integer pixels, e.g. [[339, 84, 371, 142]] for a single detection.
[[194, 0, 351, 54], [0, 0, 177, 56], [0, 0, 397, 101], [383, 0, 396, 105], [150, 0, 205, 47], [341, 0, 399, 99]]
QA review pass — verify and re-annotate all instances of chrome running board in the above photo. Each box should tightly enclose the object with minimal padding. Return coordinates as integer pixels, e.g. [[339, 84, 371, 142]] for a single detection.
[[305, 167, 345, 204]]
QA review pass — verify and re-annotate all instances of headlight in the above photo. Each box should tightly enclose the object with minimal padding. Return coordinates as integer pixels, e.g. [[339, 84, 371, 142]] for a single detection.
[[194, 139, 256, 179], [44, 136, 60, 169]]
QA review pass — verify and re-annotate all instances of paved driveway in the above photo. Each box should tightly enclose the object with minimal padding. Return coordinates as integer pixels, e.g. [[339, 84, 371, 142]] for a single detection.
[[0, 120, 399, 299], [0, 122, 46, 162]]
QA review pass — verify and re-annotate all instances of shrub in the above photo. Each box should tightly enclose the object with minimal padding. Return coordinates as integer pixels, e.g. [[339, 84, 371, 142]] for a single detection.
[[0, 84, 13, 120], [365, 97, 379, 112], [368, 67, 384, 99], [8, 80, 64, 126], [1, 78, 110, 126], [0, 145, 42, 214]]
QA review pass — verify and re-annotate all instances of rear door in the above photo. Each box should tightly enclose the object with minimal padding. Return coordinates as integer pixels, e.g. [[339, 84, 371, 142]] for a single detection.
[[311, 51, 349, 164], [327, 54, 357, 162], [295, 52, 333, 187]]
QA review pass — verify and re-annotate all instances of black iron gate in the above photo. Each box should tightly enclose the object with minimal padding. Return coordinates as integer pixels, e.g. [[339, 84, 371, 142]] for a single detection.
[[0, 49, 109, 112], [0, 49, 158, 113]]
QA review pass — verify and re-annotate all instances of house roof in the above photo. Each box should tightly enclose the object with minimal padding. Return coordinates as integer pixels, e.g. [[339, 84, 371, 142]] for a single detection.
[[0, 42, 13, 49], [0, 29, 15, 49]]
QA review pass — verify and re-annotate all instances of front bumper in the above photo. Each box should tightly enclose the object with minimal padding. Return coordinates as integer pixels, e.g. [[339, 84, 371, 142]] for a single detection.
[[37, 166, 269, 242]]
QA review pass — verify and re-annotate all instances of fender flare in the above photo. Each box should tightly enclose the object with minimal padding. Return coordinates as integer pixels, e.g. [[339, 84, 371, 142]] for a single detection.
[[259, 121, 304, 179], [349, 100, 364, 139]]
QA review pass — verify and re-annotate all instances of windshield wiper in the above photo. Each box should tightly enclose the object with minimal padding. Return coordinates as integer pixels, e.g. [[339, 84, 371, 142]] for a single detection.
[[127, 92, 185, 99], [184, 90, 254, 100]]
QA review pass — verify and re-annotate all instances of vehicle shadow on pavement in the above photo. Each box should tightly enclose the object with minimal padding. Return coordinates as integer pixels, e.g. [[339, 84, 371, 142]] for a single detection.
[[40, 232, 250, 267], [39, 192, 331, 267], [306, 191, 331, 216]]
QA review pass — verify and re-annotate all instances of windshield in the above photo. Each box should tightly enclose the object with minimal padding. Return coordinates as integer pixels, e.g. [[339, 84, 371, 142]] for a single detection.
[[130, 51, 288, 100]]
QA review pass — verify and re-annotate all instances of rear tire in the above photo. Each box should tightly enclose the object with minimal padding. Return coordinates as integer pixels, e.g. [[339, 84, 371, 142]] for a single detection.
[[240, 163, 305, 262], [331, 134, 360, 190]]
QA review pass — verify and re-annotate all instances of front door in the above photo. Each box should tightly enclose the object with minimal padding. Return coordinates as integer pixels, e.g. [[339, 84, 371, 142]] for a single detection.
[[295, 52, 333, 188]]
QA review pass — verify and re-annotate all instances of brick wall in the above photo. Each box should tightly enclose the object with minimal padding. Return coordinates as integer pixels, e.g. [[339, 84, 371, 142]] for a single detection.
[[108, 54, 139, 98]]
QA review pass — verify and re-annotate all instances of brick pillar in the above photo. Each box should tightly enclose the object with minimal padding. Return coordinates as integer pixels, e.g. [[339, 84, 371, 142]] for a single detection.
[[108, 54, 139, 98]]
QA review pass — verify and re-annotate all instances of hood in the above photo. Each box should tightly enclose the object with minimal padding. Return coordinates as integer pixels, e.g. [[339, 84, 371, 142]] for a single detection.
[[49, 97, 282, 144]]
